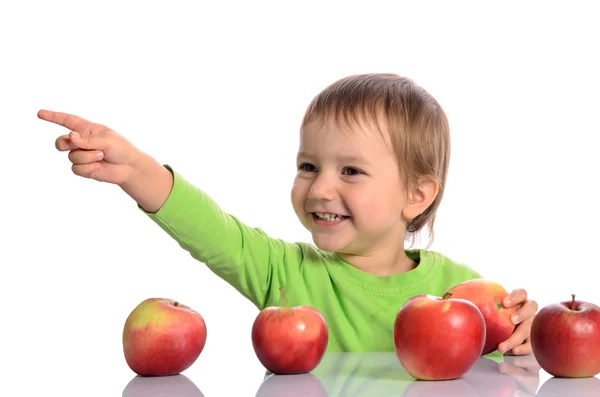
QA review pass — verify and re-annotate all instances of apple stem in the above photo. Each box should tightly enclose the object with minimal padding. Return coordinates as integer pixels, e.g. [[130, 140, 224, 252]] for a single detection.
[[173, 301, 179, 307], [279, 287, 288, 308], [571, 294, 576, 311], [442, 292, 452, 300]]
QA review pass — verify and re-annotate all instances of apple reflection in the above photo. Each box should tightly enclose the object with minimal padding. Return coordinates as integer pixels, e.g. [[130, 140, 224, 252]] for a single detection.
[[255, 373, 328, 396], [537, 375, 600, 397], [255, 352, 541, 397], [122, 374, 204, 397]]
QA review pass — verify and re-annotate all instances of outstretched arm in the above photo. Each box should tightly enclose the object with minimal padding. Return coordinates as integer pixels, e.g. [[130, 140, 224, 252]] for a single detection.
[[38, 109, 173, 213]]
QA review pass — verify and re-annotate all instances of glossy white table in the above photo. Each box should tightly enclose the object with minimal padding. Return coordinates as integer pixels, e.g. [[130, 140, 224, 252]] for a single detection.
[[121, 352, 599, 396]]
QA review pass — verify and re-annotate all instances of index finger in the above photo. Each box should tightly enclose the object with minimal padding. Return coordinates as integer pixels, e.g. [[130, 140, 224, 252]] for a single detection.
[[37, 109, 94, 134], [504, 288, 528, 307]]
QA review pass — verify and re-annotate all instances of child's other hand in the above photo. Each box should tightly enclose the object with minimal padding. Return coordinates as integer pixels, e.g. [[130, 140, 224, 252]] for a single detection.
[[497, 288, 538, 355], [38, 109, 143, 185]]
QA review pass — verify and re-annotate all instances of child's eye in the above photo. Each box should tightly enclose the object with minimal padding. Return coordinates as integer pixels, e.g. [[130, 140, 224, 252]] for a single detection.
[[298, 163, 317, 172], [343, 167, 363, 176]]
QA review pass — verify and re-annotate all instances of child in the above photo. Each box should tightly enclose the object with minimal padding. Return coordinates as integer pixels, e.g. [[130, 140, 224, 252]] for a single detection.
[[39, 73, 537, 355]]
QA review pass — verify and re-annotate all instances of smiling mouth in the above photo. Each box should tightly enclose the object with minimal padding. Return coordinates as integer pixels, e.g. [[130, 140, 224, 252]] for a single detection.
[[312, 212, 350, 222]]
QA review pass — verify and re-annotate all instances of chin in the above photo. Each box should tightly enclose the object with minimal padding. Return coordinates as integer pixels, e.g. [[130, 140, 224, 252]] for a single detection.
[[311, 235, 354, 253], [312, 240, 337, 252], [311, 237, 341, 252]]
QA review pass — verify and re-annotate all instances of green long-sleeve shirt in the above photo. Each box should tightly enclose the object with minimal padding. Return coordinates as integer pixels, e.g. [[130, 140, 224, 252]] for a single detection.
[[141, 165, 483, 352]]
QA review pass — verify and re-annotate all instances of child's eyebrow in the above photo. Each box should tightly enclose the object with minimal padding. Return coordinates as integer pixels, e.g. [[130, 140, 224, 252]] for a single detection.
[[337, 155, 371, 166], [297, 152, 372, 167], [296, 151, 319, 161]]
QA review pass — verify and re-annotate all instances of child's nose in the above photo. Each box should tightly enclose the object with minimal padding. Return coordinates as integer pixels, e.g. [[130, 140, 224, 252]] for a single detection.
[[308, 174, 337, 201]]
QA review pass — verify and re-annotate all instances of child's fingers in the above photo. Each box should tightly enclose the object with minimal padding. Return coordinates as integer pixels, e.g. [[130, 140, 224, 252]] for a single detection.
[[71, 160, 127, 184], [55, 134, 77, 151], [71, 162, 101, 179], [499, 338, 532, 355], [498, 317, 533, 354], [68, 129, 113, 151], [68, 149, 104, 165], [512, 339, 532, 355], [511, 300, 538, 325], [504, 288, 528, 307], [38, 109, 94, 134], [40, 109, 114, 151]]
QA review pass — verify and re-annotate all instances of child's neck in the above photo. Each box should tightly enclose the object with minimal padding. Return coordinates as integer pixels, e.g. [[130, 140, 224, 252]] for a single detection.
[[338, 247, 417, 276]]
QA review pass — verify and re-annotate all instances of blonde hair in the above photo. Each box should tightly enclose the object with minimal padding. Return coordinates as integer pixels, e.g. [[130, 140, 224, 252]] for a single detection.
[[301, 73, 450, 247]]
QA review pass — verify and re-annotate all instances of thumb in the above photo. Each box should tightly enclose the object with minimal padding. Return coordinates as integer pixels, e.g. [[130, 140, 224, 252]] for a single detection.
[[69, 129, 111, 150], [69, 131, 91, 149]]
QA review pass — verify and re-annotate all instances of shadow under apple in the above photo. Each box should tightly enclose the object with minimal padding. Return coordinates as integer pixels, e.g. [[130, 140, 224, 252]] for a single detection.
[[122, 374, 204, 397]]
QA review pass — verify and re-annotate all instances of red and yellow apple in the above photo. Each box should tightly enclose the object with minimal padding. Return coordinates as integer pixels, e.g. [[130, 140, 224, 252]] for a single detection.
[[251, 287, 328, 375], [530, 294, 600, 378], [122, 298, 207, 376], [445, 279, 516, 355], [393, 293, 486, 380]]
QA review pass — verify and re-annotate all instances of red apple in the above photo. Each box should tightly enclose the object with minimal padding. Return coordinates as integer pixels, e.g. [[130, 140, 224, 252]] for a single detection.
[[251, 287, 328, 375], [445, 279, 516, 355], [122, 298, 207, 376], [530, 294, 600, 378], [393, 293, 486, 380]]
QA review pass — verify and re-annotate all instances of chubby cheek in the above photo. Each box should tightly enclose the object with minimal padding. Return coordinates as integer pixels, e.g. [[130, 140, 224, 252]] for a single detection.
[[355, 196, 381, 223], [352, 191, 400, 229], [290, 178, 309, 224]]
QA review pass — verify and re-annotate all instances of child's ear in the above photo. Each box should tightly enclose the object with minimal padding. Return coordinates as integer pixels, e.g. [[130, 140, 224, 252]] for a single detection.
[[402, 176, 439, 221]]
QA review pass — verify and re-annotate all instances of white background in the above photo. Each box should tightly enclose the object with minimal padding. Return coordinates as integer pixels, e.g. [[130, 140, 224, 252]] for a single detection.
[[1, 0, 599, 395]]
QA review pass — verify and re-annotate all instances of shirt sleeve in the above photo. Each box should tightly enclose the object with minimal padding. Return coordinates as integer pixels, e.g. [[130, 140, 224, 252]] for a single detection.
[[138, 165, 303, 309]]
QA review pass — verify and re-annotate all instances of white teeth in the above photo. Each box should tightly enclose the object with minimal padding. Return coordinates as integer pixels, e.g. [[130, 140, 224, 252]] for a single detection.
[[315, 212, 345, 221]]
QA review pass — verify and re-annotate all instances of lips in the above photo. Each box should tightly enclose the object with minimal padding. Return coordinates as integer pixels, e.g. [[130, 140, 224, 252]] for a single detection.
[[311, 213, 350, 226], [310, 211, 350, 218]]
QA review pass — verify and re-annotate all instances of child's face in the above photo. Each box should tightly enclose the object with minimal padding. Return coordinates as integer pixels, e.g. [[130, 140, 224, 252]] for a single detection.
[[291, 116, 409, 255]]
